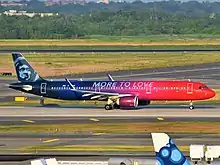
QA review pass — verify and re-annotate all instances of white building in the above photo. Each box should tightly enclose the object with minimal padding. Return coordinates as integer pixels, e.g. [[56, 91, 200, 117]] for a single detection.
[[0, 10, 59, 17]]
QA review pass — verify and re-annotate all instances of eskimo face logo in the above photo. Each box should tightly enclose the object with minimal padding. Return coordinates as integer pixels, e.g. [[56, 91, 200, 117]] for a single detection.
[[156, 138, 190, 165], [18, 64, 31, 80]]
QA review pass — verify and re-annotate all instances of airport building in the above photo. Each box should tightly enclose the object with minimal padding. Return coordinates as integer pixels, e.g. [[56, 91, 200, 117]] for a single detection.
[[0, 10, 59, 17]]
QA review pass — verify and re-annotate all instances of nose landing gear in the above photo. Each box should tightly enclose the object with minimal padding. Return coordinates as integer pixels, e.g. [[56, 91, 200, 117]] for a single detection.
[[189, 101, 194, 110], [40, 96, 44, 106]]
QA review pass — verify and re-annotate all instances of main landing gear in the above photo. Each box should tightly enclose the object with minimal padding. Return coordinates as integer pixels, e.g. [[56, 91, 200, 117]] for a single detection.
[[105, 104, 113, 110], [189, 101, 194, 110], [105, 103, 120, 110], [105, 98, 120, 110]]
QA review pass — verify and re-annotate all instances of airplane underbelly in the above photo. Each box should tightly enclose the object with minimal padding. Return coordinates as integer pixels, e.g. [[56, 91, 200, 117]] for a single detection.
[[46, 90, 78, 100]]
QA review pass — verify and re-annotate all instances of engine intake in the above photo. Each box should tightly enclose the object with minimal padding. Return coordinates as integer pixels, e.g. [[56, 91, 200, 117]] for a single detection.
[[119, 96, 138, 108]]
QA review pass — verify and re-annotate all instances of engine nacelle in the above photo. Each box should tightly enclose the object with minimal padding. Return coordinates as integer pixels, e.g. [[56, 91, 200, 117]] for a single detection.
[[119, 96, 138, 108], [138, 100, 150, 106]]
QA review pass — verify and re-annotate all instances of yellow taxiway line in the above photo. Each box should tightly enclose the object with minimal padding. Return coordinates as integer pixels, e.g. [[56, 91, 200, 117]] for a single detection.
[[157, 117, 164, 121], [42, 139, 59, 143], [89, 118, 100, 122], [22, 120, 35, 123]]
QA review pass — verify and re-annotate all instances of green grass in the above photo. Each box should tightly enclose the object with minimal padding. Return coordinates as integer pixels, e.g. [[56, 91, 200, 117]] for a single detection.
[[2, 35, 220, 49], [2, 52, 220, 77], [86, 34, 220, 42], [1, 45, 220, 50], [1, 122, 220, 134]]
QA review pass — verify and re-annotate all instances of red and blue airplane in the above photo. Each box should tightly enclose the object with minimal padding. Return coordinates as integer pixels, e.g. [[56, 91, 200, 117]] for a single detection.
[[9, 53, 216, 110]]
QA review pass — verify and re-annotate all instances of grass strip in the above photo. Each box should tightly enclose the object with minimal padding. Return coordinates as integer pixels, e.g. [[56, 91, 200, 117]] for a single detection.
[[1, 52, 220, 77], [2, 35, 220, 46], [1, 122, 220, 134], [15, 145, 189, 152], [1, 45, 220, 50]]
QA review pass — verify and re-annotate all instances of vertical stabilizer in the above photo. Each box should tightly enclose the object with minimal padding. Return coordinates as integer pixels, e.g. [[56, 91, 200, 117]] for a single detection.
[[12, 52, 43, 82], [151, 133, 191, 165]]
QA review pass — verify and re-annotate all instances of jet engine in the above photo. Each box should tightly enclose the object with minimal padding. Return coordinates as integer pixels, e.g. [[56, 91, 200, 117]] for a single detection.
[[119, 96, 138, 108], [138, 100, 150, 106]]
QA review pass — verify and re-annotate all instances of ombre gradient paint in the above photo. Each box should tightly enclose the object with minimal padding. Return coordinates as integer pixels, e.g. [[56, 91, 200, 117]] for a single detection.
[[9, 53, 216, 108]]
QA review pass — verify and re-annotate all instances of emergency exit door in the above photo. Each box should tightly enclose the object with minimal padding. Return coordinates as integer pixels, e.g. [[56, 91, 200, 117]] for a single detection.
[[187, 83, 193, 94], [40, 83, 47, 94]]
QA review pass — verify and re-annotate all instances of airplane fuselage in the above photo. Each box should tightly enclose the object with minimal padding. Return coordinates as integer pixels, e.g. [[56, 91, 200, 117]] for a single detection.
[[9, 80, 215, 102]]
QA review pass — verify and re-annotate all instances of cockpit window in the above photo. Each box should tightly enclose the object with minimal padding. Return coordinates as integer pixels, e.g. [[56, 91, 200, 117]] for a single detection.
[[199, 86, 208, 89]]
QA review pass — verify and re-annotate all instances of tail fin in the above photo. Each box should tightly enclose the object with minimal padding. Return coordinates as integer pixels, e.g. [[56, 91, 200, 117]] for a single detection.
[[12, 52, 43, 82], [151, 133, 190, 165]]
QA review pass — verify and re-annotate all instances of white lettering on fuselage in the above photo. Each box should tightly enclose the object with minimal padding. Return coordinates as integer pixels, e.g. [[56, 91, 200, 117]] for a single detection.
[[92, 81, 153, 89]]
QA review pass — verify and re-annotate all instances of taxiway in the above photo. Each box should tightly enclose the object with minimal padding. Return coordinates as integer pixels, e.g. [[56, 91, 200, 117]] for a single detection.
[[0, 105, 219, 117]]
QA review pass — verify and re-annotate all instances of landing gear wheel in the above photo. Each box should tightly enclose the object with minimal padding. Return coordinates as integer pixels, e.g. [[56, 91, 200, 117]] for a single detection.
[[40, 97, 44, 106], [105, 104, 113, 110], [189, 105, 194, 110], [113, 103, 120, 109]]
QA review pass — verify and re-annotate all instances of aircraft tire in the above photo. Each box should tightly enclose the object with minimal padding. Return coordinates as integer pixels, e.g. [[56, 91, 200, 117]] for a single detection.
[[189, 105, 194, 110], [105, 104, 113, 110]]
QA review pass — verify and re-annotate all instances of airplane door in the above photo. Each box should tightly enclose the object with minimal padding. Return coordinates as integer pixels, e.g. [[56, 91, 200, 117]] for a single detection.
[[187, 83, 193, 94], [146, 83, 152, 94], [40, 83, 47, 94]]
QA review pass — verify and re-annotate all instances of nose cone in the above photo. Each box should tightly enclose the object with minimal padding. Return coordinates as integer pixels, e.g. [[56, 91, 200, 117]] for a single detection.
[[207, 89, 216, 99]]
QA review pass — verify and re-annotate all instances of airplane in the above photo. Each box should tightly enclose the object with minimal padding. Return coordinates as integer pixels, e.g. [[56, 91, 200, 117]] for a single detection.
[[9, 52, 215, 110], [151, 132, 191, 165]]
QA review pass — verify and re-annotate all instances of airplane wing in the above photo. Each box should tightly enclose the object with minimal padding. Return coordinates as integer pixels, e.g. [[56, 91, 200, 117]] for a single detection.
[[65, 78, 132, 99]]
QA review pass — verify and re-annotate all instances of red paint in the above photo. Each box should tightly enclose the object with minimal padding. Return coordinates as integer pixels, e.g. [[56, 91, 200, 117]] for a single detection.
[[107, 80, 216, 101]]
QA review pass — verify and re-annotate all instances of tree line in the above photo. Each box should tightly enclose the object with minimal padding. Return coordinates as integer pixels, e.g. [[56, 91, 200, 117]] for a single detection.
[[1, 0, 220, 16], [1, 10, 220, 39]]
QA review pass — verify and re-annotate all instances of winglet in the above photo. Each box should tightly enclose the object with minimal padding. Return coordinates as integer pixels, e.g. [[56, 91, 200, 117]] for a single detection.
[[65, 78, 75, 90], [107, 73, 114, 81], [151, 133, 190, 165]]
